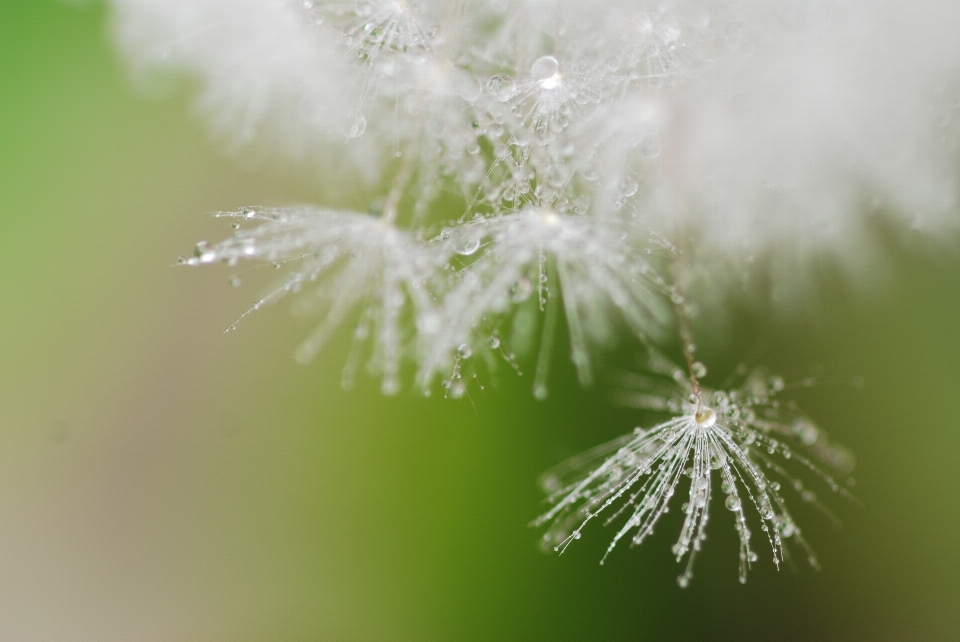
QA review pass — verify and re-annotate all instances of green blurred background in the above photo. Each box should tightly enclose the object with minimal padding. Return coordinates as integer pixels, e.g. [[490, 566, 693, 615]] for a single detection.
[[1, 2, 959, 640]]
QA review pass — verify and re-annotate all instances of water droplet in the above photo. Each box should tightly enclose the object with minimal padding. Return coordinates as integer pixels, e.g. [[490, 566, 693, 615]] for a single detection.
[[676, 575, 690, 589], [228, 276, 241, 288], [533, 384, 548, 400], [725, 495, 741, 511], [792, 419, 819, 446], [531, 55, 560, 85], [510, 277, 533, 302], [778, 519, 795, 538], [486, 74, 516, 101], [571, 195, 589, 215], [485, 122, 505, 139], [450, 380, 466, 398], [694, 407, 716, 428], [541, 474, 561, 493], [618, 448, 637, 467], [347, 114, 367, 138], [801, 490, 816, 503], [487, 336, 501, 349], [457, 344, 473, 359], [544, 166, 566, 188], [617, 176, 639, 197], [639, 136, 661, 159], [770, 376, 785, 391], [448, 228, 482, 255]]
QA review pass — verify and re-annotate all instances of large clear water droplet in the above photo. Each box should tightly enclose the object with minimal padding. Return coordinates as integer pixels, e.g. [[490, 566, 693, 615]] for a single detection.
[[694, 407, 716, 428], [448, 228, 482, 255], [486, 74, 516, 101], [531, 55, 560, 82]]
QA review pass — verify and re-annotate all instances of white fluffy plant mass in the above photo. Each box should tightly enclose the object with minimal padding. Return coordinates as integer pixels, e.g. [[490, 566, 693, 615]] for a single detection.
[[110, 0, 960, 584]]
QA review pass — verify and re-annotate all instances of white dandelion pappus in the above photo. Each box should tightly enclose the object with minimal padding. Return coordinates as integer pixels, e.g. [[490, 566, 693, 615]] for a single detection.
[[185, 207, 449, 394], [417, 207, 672, 396], [534, 364, 856, 586], [642, 1, 960, 266], [110, 0, 369, 173], [310, 0, 443, 60]]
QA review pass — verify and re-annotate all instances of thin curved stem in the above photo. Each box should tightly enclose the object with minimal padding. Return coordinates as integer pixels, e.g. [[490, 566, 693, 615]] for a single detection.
[[671, 250, 702, 407]]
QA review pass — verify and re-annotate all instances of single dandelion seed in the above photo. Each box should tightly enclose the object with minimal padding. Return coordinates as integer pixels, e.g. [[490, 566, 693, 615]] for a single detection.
[[534, 361, 856, 585], [185, 206, 450, 391]]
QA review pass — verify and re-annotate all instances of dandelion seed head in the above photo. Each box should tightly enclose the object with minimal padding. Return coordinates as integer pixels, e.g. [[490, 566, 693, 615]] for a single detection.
[[108, 0, 943, 584]]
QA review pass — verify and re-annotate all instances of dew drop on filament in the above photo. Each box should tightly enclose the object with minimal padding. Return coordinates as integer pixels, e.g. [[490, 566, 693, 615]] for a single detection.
[[531, 55, 559, 81], [346, 114, 367, 138]]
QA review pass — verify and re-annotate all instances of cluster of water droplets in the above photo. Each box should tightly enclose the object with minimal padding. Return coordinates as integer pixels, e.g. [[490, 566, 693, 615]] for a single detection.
[[534, 362, 857, 586]]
